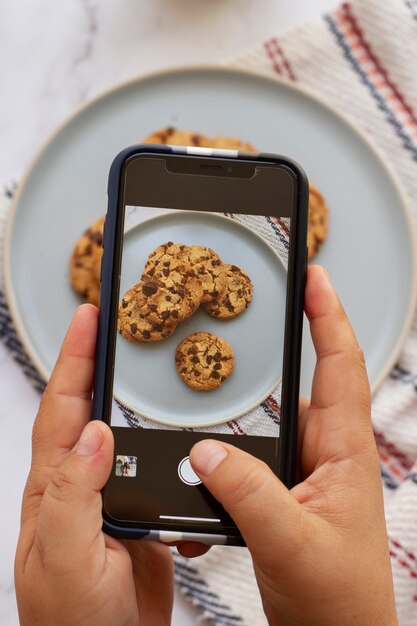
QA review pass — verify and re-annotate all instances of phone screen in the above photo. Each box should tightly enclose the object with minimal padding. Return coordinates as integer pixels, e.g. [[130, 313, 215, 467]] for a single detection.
[[101, 152, 299, 538]]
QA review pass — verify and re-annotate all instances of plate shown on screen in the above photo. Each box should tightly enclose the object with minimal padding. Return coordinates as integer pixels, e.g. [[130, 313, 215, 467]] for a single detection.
[[4, 66, 417, 410], [113, 210, 286, 428]]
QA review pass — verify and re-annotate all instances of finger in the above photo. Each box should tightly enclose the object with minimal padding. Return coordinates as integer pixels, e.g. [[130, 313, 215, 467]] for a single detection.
[[32, 304, 98, 466], [176, 543, 211, 558], [298, 395, 309, 416], [305, 265, 370, 413], [299, 266, 374, 472], [22, 305, 98, 533], [190, 440, 304, 563], [124, 541, 174, 625], [31, 421, 113, 574]]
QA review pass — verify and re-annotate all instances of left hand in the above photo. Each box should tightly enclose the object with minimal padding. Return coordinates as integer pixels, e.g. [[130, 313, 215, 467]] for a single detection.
[[15, 304, 205, 626]]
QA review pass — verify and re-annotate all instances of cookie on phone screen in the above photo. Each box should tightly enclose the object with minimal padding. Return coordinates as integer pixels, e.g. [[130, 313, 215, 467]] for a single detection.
[[118, 283, 180, 342], [175, 332, 234, 391], [203, 264, 253, 319], [142, 242, 203, 319]]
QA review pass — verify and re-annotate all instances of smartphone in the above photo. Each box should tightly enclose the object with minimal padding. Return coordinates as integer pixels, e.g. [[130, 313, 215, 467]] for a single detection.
[[93, 144, 308, 546]]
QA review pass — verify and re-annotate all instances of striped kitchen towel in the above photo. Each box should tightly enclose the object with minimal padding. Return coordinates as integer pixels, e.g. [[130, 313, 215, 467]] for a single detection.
[[1, 1, 417, 624]]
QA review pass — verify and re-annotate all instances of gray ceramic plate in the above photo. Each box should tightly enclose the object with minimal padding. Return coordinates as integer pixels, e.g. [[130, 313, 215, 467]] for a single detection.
[[4, 66, 417, 410], [114, 210, 286, 427]]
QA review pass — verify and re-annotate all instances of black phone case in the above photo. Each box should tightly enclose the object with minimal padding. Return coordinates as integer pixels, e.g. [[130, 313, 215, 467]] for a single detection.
[[93, 144, 309, 545]]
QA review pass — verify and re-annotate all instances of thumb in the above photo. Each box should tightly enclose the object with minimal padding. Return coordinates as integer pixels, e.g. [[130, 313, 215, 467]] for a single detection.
[[34, 421, 113, 573], [190, 440, 305, 558]]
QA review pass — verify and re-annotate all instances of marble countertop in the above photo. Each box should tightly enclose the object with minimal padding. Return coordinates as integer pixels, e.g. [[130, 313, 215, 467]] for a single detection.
[[0, 1, 338, 624]]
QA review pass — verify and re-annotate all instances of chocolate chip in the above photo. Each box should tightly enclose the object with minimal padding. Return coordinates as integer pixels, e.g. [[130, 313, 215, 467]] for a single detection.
[[165, 295, 172, 302], [191, 134, 201, 146], [146, 266, 155, 277], [85, 243, 93, 256], [237, 289, 243, 297], [153, 324, 163, 332], [198, 266, 206, 275], [221, 356, 228, 361], [75, 261, 83, 268], [162, 268, 169, 277], [214, 352, 222, 361], [150, 304, 157, 312], [163, 261, 170, 267], [142, 330, 151, 339], [172, 310, 179, 319], [167, 241, 173, 247], [231, 265, 239, 272], [91, 232, 102, 246], [121, 299, 128, 308], [206, 355, 213, 364], [142, 282, 158, 296], [161, 311, 170, 320], [192, 356, 199, 364], [130, 323, 137, 334], [210, 371, 220, 379], [210, 290, 218, 298], [181, 367, 187, 373], [194, 371, 201, 377], [177, 287, 185, 297], [214, 363, 221, 370]]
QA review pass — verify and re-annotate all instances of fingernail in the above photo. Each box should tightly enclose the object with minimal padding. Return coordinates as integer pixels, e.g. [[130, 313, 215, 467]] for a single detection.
[[76, 422, 103, 456], [191, 440, 228, 477]]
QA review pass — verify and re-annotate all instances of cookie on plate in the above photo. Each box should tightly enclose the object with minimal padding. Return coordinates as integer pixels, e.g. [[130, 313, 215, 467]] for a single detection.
[[142, 129, 329, 259], [308, 184, 329, 260], [203, 264, 253, 319], [175, 332, 234, 391], [142, 127, 257, 151], [70, 216, 104, 306], [118, 282, 180, 342]]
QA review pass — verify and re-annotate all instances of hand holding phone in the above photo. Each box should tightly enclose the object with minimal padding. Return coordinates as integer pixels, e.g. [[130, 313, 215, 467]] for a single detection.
[[15, 268, 397, 626], [94, 144, 309, 544]]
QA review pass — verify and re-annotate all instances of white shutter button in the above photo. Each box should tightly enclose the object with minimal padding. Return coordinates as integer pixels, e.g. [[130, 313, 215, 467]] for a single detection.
[[178, 456, 202, 486]]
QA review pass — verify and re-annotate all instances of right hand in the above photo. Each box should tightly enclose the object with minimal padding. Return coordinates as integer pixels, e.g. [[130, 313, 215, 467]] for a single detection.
[[190, 266, 397, 626]]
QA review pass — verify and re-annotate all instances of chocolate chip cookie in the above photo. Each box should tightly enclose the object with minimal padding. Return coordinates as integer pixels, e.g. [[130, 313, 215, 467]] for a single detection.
[[142, 242, 203, 319], [203, 264, 253, 319], [142, 129, 329, 260], [181, 246, 227, 304], [142, 127, 257, 151], [118, 282, 180, 342], [175, 332, 234, 391], [308, 184, 329, 260], [70, 216, 104, 306]]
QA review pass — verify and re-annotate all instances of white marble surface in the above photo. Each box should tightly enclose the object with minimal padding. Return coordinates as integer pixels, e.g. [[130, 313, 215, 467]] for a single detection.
[[0, 1, 339, 624]]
